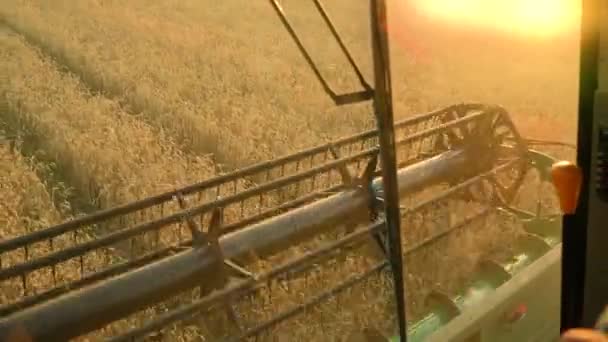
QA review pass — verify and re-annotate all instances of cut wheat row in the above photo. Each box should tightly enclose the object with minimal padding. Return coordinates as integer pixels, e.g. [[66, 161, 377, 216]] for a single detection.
[[0, 1, 374, 172], [0, 32, 222, 291]]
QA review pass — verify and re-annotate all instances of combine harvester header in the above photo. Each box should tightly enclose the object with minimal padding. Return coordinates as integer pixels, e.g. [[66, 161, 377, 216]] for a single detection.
[[0, 0, 575, 341]]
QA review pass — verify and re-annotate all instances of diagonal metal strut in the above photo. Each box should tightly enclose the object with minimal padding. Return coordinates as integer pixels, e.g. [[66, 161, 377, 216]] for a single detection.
[[268, 0, 374, 105]]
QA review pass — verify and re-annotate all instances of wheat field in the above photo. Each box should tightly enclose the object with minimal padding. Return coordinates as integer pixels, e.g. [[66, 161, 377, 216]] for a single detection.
[[0, 142, 65, 301], [0, 0, 579, 341]]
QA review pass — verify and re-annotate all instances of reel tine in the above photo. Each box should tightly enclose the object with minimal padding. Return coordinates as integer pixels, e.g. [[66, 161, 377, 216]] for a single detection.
[[328, 144, 354, 186]]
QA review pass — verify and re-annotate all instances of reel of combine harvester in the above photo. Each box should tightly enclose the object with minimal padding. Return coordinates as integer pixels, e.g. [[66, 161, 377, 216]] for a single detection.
[[0, 0, 575, 340], [0, 103, 571, 342]]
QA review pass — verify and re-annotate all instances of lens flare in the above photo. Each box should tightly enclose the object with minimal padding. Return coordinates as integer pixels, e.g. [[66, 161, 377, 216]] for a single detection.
[[409, 0, 580, 38]]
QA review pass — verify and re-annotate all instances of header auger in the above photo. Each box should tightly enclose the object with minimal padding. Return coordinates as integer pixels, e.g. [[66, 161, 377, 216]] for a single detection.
[[0, 0, 574, 341]]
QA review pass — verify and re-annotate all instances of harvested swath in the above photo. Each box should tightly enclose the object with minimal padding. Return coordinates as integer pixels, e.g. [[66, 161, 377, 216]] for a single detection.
[[1, 32, 216, 211]]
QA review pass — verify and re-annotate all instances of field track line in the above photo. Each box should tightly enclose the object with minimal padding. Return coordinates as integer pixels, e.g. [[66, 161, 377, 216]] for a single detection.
[[0, 30, 175, 260], [0, 17, 231, 174]]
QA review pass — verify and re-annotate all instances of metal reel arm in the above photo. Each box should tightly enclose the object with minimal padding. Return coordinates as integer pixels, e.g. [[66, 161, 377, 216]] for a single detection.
[[267, 0, 373, 105]]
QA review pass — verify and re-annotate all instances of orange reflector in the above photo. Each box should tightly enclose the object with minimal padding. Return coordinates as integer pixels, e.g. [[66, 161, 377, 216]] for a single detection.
[[551, 161, 583, 215], [505, 303, 528, 323]]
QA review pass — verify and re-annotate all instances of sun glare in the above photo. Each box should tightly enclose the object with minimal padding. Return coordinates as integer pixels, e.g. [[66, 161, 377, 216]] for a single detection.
[[410, 0, 580, 38]]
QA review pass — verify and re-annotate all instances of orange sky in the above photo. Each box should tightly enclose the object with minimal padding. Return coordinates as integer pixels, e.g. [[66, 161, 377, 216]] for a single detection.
[[407, 0, 581, 38]]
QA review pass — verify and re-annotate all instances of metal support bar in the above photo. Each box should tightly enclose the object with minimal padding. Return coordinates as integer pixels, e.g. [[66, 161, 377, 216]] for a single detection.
[[311, 0, 372, 91], [267, 0, 374, 106], [0, 150, 471, 342], [369, 0, 408, 340]]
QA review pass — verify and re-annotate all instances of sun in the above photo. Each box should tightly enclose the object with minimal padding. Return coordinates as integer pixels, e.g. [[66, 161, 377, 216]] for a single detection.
[[409, 0, 580, 38], [514, 0, 577, 35]]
